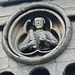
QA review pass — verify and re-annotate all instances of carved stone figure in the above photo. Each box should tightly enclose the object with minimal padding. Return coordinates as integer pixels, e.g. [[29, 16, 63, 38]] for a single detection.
[[19, 17, 58, 54]]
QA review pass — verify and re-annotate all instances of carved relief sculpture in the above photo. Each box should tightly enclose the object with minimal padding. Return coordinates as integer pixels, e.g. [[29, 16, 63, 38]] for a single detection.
[[19, 17, 58, 56], [2, 2, 72, 64]]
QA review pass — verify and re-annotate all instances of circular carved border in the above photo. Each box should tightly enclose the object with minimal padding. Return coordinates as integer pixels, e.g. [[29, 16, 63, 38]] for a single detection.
[[2, 2, 72, 64]]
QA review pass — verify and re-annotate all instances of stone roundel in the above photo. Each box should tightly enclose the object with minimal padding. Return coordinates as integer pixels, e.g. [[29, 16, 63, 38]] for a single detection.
[[2, 2, 72, 64]]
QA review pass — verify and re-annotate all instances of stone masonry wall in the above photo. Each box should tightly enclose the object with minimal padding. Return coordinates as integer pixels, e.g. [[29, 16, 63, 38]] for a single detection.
[[0, 0, 75, 75]]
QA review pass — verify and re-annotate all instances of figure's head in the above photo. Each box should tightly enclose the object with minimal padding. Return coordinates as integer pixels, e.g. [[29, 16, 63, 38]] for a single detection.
[[33, 17, 45, 29]]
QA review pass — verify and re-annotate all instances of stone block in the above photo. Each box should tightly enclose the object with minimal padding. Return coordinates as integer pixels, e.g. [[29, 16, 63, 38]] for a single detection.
[[67, 33, 75, 49], [9, 58, 19, 68], [0, 16, 10, 26], [2, 67, 22, 75], [0, 43, 7, 58], [64, 8, 75, 16], [0, 0, 75, 17], [0, 57, 9, 70], [0, 3, 29, 16], [56, 49, 75, 62], [56, 61, 74, 75], [22, 60, 56, 75], [51, 0, 75, 8]]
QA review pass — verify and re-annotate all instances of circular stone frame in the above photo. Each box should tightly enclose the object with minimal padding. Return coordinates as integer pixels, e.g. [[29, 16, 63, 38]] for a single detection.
[[2, 2, 72, 65]]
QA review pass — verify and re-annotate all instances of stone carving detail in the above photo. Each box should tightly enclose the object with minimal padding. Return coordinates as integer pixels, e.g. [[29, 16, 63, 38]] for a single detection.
[[2, 2, 72, 64], [18, 17, 58, 56]]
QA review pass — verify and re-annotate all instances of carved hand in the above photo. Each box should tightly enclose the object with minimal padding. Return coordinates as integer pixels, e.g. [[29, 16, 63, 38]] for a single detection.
[[30, 40, 35, 46], [30, 40, 37, 48]]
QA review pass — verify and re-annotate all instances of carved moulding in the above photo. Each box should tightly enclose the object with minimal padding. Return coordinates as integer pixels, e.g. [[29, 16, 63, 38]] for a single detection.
[[2, 2, 72, 65]]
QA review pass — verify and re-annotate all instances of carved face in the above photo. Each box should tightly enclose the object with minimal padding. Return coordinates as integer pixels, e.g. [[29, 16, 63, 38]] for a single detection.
[[34, 17, 45, 29]]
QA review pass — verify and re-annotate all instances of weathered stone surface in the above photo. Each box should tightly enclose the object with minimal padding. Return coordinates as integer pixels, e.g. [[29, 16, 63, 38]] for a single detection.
[[56, 61, 74, 75], [0, 3, 29, 16], [56, 49, 75, 62], [0, 31, 2, 43], [0, 57, 9, 70], [3, 67, 22, 75], [0, 16, 9, 26], [0, 0, 75, 17], [0, 43, 7, 58], [0, 1, 75, 75], [67, 22, 75, 49], [72, 21, 75, 33], [51, 0, 75, 8], [67, 33, 75, 49], [64, 8, 75, 16], [9, 58, 18, 68], [22, 60, 56, 75]]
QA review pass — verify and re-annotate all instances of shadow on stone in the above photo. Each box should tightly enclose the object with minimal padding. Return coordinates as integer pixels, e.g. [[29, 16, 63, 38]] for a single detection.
[[64, 63, 75, 75], [0, 71, 14, 75], [29, 67, 50, 75]]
